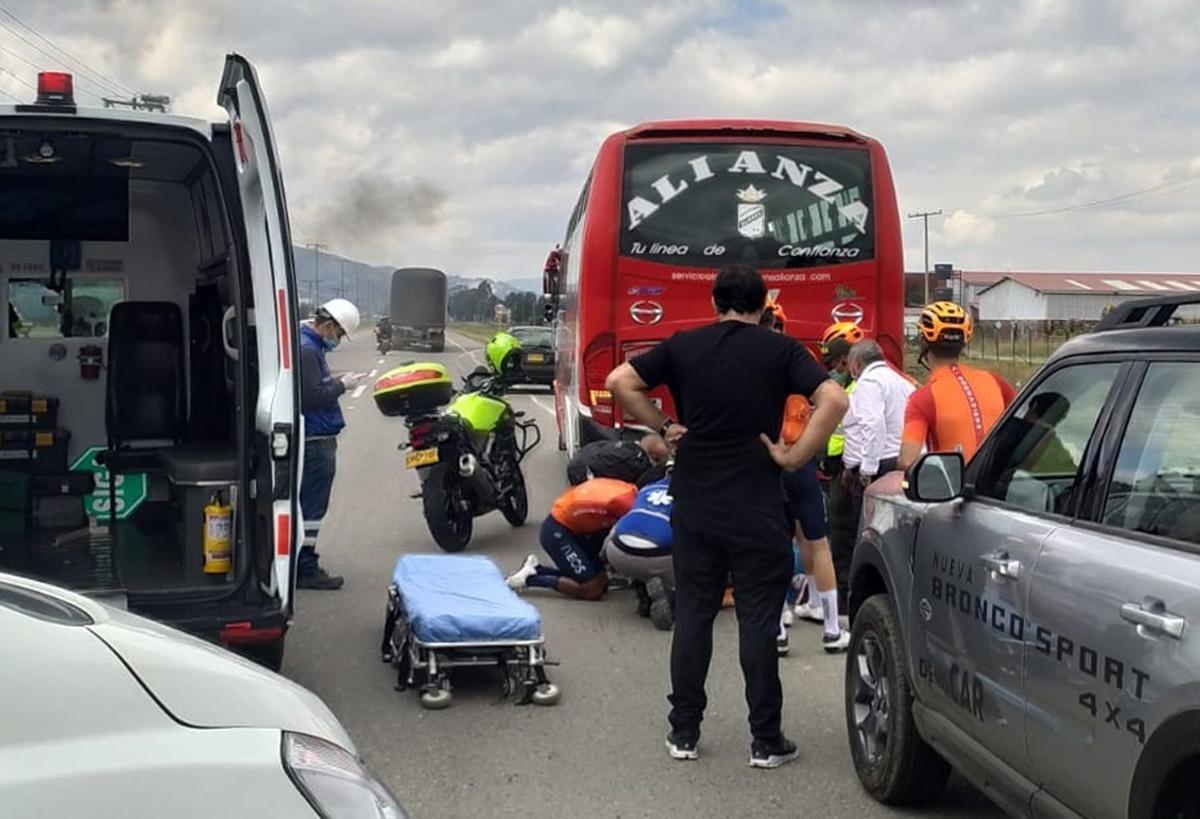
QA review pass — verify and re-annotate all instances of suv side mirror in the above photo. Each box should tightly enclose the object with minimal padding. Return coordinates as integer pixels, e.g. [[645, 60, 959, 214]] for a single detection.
[[904, 452, 964, 503]]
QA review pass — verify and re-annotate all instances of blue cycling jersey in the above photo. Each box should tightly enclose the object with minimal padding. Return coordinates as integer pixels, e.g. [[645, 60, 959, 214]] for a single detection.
[[611, 479, 673, 556]]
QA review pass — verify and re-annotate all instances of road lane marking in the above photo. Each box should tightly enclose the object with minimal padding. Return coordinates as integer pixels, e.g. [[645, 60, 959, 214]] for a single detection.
[[530, 396, 556, 417], [377, 357, 385, 364], [450, 335, 483, 366], [352, 384, 367, 399], [368, 369, 378, 378]]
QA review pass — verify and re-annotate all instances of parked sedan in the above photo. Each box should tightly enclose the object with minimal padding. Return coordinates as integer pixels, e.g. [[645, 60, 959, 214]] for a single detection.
[[0, 572, 408, 819], [508, 325, 556, 385]]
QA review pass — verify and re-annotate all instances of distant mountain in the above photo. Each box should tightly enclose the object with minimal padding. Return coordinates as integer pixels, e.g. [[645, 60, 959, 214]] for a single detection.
[[290, 245, 538, 316]]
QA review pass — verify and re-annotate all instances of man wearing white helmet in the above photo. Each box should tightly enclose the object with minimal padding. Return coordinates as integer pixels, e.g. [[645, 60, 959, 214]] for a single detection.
[[298, 298, 362, 590]]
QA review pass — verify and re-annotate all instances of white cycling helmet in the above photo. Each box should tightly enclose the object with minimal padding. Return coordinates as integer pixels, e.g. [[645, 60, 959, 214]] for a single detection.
[[318, 298, 361, 338]]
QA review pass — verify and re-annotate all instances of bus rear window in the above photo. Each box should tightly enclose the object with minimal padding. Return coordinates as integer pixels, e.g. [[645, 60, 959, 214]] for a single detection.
[[621, 142, 873, 269]]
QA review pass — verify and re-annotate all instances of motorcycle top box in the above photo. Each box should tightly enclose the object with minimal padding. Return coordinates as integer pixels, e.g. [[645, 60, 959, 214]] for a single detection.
[[373, 363, 453, 416]]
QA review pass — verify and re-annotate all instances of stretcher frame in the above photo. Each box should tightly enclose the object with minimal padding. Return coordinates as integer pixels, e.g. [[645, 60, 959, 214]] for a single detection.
[[379, 583, 560, 709]]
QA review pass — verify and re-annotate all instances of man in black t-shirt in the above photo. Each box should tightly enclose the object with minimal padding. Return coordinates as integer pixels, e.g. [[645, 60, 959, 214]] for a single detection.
[[606, 264, 848, 768]]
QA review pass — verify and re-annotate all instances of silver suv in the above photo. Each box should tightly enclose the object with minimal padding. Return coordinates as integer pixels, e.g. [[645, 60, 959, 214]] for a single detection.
[[845, 295, 1200, 819]]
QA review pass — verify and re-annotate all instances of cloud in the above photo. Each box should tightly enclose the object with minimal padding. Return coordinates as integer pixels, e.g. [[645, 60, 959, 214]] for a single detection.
[[2, 0, 1197, 277], [942, 210, 996, 247]]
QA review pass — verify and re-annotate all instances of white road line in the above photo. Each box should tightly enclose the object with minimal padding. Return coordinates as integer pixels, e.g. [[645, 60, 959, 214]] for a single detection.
[[530, 396, 556, 416], [449, 334, 483, 366], [351, 384, 367, 399], [368, 369, 378, 378], [377, 357, 385, 364]]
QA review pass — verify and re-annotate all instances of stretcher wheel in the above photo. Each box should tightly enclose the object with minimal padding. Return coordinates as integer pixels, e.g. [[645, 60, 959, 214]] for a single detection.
[[531, 683, 560, 706], [420, 688, 453, 710]]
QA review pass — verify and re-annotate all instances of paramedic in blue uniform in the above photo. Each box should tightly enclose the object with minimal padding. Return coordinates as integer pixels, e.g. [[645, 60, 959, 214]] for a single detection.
[[606, 263, 847, 769], [298, 298, 362, 590], [602, 476, 676, 630]]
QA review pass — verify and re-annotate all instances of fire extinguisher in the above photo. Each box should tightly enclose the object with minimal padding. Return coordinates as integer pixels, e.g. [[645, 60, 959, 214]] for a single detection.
[[203, 492, 233, 575], [78, 344, 103, 380]]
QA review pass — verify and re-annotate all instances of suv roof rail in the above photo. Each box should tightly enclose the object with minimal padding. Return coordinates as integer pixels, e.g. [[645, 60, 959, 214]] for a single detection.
[[1093, 293, 1200, 332]]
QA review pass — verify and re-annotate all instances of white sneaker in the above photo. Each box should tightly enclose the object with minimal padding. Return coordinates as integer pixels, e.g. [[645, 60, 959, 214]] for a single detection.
[[781, 607, 794, 628], [822, 630, 851, 654], [505, 554, 540, 591], [793, 601, 824, 623]]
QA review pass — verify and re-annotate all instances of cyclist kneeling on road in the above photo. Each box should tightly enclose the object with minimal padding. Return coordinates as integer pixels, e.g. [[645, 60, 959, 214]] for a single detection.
[[602, 477, 676, 630], [506, 477, 637, 600]]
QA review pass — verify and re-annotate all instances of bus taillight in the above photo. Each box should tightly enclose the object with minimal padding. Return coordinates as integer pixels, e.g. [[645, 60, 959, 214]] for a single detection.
[[583, 333, 615, 421]]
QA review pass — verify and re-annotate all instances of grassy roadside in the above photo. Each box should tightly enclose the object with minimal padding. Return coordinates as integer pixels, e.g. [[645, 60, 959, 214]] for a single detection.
[[448, 322, 507, 344]]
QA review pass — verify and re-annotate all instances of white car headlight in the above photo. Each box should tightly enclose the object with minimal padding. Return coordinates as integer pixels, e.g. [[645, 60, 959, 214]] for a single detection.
[[283, 732, 409, 819]]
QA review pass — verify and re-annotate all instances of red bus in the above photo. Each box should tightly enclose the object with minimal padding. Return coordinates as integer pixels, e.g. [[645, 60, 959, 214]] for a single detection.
[[550, 119, 904, 454]]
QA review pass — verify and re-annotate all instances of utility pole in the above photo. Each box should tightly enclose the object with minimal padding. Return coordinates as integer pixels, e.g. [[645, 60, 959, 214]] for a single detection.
[[305, 242, 327, 306], [907, 210, 942, 304]]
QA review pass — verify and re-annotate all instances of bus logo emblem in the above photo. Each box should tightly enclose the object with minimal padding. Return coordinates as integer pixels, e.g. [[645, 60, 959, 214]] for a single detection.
[[736, 185, 768, 239], [832, 301, 864, 324], [630, 300, 664, 325]]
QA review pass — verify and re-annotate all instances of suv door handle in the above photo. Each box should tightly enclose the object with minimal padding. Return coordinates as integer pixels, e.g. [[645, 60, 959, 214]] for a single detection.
[[980, 553, 1022, 580], [1120, 602, 1186, 639]]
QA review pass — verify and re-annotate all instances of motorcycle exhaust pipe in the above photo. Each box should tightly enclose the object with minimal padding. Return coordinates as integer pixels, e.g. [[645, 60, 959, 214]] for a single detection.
[[459, 453, 477, 478]]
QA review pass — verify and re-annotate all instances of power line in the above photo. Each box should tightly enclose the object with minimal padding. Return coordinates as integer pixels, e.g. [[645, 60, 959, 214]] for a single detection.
[[0, 38, 111, 101], [990, 175, 1200, 219], [0, 21, 117, 100], [0, 63, 33, 92], [0, 3, 135, 97]]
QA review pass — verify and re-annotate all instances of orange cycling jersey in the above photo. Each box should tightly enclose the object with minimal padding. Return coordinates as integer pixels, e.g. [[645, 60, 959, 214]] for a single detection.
[[551, 478, 638, 535], [902, 363, 1016, 462]]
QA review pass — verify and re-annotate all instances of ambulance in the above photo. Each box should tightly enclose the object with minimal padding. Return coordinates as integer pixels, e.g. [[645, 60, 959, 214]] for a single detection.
[[0, 56, 301, 668]]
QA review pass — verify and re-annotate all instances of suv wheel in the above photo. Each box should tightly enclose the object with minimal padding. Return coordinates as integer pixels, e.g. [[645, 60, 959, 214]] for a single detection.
[[846, 594, 950, 805]]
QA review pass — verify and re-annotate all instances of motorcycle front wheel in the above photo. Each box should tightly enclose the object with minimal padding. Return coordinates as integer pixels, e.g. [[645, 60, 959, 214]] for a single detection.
[[498, 458, 529, 527], [422, 463, 473, 552]]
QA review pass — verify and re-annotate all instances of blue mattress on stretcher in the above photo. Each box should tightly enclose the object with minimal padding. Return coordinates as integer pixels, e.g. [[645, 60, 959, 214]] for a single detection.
[[392, 554, 543, 644]]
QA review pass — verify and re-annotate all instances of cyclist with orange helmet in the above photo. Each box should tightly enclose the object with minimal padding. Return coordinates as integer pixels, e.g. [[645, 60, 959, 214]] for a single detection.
[[898, 301, 1016, 471], [763, 305, 851, 654]]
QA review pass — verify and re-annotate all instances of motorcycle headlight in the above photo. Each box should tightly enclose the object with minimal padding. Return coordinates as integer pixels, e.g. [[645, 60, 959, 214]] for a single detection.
[[283, 732, 409, 819]]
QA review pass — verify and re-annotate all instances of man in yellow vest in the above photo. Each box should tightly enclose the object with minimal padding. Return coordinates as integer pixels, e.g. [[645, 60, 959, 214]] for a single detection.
[[815, 324, 859, 613]]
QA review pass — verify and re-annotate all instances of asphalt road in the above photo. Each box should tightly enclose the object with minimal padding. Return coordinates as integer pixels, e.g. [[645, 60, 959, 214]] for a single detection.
[[283, 332, 1002, 819]]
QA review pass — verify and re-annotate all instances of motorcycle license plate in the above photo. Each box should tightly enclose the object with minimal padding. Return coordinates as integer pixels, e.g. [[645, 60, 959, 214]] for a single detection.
[[406, 448, 439, 468], [526, 353, 544, 363]]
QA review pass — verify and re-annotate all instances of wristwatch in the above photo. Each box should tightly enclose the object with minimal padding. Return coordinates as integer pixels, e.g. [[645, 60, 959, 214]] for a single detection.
[[657, 418, 675, 438]]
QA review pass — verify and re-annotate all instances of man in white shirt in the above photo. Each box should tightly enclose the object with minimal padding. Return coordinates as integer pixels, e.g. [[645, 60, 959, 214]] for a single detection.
[[841, 339, 916, 488]]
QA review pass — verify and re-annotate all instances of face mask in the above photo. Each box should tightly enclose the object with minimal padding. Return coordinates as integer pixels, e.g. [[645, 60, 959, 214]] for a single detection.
[[830, 370, 851, 387], [322, 334, 341, 351]]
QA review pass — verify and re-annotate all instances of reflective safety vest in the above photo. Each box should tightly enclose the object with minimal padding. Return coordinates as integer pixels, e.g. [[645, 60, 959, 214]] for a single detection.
[[826, 380, 856, 457]]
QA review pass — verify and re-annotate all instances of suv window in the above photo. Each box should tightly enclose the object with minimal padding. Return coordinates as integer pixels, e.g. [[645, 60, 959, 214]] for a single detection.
[[974, 362, 1120, 514], [1102, 362, 1200, 545]]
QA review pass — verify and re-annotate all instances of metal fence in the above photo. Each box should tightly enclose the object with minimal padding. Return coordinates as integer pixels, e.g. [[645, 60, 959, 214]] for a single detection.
[[904, 319, 1094, 365]]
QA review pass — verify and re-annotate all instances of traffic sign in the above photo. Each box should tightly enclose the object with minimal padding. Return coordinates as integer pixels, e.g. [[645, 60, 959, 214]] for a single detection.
[[70, 446, 148, 521]]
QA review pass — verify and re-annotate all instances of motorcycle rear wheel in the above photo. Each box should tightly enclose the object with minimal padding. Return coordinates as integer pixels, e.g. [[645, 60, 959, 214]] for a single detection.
[[422, 463, 473, 552]]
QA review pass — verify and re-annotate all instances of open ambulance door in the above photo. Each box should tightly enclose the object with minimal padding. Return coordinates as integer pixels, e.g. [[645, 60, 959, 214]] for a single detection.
[[218, 54, 301, 616]]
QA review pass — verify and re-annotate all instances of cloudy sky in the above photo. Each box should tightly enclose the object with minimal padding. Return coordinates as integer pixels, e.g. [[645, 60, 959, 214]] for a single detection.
[[2, 0, 1197, 279]]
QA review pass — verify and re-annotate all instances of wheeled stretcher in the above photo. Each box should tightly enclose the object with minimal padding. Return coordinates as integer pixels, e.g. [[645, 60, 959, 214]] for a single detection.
[[380, 554, 560, 709]]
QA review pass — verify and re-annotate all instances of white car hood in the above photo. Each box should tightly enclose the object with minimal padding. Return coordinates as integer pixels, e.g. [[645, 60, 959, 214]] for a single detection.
[[87, 609, 355, 753]]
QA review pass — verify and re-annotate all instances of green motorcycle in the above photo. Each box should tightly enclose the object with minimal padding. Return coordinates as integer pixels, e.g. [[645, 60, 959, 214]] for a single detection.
[[372, 333, 541, 552]]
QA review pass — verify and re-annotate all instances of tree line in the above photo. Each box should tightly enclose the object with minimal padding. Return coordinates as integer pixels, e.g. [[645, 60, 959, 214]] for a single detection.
[[448, 282, 542, 324]]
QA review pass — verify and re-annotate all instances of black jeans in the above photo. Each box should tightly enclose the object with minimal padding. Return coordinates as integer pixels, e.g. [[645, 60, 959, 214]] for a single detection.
[[825, 455, 854, 609], [668, 506, 793, 742], [841, 457, 899, 601]]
